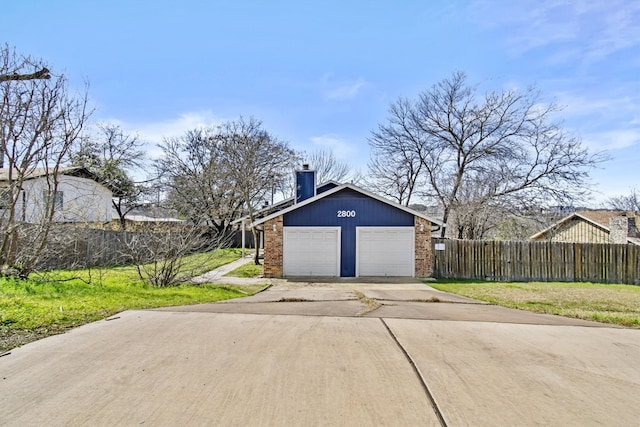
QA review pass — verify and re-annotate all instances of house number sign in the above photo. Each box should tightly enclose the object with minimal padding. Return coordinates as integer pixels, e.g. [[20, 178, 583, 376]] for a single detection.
[[337, 210, 356, 218]]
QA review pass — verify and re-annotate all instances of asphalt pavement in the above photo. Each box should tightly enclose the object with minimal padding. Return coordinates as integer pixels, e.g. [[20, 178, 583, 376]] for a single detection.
[[1, 278, 639, 426]]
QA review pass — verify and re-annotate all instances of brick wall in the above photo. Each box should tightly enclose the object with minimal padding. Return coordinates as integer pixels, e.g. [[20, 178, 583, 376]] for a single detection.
[[263, 215, 284, 277], [415, 217, 433, 277]]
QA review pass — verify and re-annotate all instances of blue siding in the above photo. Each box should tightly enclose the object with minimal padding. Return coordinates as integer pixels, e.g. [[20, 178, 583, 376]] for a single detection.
[[284, 188, 414, 276]]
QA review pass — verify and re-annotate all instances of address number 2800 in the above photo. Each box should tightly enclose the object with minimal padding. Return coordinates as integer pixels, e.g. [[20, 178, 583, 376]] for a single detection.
[[337, 210, 356, 218]]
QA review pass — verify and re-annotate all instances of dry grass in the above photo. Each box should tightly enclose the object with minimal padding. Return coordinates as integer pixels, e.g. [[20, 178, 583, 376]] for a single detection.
[[430, 281, 640, 327], [353, 290, 382, 316]]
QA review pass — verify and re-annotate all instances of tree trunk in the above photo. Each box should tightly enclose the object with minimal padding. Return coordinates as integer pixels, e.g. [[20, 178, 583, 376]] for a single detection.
[[252, 228, 260, 265], [112, 201, 127, 231]]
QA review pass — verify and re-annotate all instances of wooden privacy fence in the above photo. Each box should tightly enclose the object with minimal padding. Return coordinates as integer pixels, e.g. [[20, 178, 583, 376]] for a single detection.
[[432, 238, 640, 285]]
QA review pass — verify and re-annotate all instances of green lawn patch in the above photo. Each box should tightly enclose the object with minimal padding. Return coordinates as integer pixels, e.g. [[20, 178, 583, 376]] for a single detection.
[[429, 280, 640, 327], [225, 261, 263, 278], [0, 249, 264, 352]]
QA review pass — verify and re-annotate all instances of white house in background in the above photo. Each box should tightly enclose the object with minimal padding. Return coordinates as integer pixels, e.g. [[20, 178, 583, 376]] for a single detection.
[[0, 167, 113, 223]]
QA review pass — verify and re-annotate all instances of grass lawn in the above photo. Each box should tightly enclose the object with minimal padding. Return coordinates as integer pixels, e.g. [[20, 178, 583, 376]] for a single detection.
[[225, 261, 263, 278], [0, 249, 268, 352], [430, 280, 640, 327]]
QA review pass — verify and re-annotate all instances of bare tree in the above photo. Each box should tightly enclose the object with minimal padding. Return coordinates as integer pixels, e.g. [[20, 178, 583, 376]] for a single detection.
[[0, 59, 51, 82], [447, 173, 500, 239], [156, 128, 246, 236], [366, 141, 423, 206], [369, 71, 606, 238], [156, 117, 298, 264], [0, 46, 90, 276], [304, 149, 351, 183], [607, 189, 640, 211], [211, 117, 298, 264], [0, 68, 50, 82], [0, 45, 53, 169], [69, 123, 148, 230], [124, 222, 215, 287]]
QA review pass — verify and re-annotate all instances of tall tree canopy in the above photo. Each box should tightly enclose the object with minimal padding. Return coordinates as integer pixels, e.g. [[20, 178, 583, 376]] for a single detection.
[[156, 117, 298, 261], [369, 72, 605, 238], [68, 123, 148, 230]]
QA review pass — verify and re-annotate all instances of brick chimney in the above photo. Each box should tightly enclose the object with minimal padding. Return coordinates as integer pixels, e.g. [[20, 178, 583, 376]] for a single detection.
[[609, 215, 630, 244], [628, 214, 638, 237], [295, 164, 316, 204]]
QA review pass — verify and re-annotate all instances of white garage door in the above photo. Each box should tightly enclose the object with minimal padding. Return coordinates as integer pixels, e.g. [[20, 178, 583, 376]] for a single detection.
[[283, 227, 340, 276], [357, 227, 414, 277]]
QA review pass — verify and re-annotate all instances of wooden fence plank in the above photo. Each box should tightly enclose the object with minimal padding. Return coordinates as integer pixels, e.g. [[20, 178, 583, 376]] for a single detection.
[[431, 239, 640, 285]]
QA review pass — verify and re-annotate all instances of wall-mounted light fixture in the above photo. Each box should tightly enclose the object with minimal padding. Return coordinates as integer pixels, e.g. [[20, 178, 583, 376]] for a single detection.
[[420, 223, 424, 232], [273, 223, 277, 232]]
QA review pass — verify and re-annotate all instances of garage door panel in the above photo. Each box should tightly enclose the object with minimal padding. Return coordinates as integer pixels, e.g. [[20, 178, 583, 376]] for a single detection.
[[357, 227, 414, 277], [283, 227, 340, 276]]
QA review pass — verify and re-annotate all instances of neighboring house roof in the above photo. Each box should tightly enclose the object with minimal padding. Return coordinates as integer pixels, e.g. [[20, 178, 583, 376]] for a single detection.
[[122, 214, 184, 223], [0, 166, 115, 192], [251, 183, 444, 228], [578, 210, 636, 228], [530, 210, 640, 245], [1, 166, 89, 180]]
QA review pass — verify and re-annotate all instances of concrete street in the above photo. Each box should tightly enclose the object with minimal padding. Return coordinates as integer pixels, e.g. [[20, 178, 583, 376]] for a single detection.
[[1, 279, 639, 426]]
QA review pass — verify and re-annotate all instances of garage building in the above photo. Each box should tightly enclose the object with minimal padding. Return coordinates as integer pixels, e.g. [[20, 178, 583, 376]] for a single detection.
[[252, 182, 443, 278]]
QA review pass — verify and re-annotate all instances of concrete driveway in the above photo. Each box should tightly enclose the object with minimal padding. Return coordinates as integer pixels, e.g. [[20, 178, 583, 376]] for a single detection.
[[1, 279, 639, 426]]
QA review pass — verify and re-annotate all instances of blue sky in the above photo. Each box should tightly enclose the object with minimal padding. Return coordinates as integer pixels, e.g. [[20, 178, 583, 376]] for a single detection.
[[2, 0, 639, 205]]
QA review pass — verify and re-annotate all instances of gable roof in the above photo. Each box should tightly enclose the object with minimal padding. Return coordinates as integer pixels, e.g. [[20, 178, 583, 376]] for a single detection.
[[232, 180, 341, 225], [577, 210, 637, 228], [251, 183, 444, 228], [0, 166, 116, 193], [530, 210, 640, 245]]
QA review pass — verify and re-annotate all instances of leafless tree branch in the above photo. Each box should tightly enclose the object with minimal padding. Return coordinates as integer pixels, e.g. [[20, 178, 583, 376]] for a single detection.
[[0, 67, 50, 82], [369, 71, 607, 238]]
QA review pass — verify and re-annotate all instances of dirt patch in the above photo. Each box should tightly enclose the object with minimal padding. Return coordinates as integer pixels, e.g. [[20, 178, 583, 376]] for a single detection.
[[276, 297, 312, 303], [0, 326, 70, 353], [410, 297, 442, 303]]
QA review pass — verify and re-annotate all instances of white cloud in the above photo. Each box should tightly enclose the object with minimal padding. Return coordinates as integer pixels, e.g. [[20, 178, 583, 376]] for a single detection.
[[554, 91, 638, 120], [550, 90, 640, 148], [321, 74, 368, 100], [124, 110, 221, 144], [469, 1, 578, 48], [96, 110, 223, 158], [469, 0, 640, 65], [309, 135, 357, 161], [582, 129, 640, 152]]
